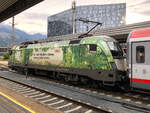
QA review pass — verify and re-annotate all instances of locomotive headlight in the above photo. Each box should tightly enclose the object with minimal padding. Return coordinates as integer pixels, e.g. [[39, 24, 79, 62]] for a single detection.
[[114, 59, 126, 71]]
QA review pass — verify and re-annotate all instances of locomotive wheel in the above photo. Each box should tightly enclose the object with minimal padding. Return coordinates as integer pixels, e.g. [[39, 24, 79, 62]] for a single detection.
[[79, 77, 89, 85], [87, 80, 99, 88], [98, 82, 103, 88], [64, 76, 69, 82], [55, 72, 60, 80]]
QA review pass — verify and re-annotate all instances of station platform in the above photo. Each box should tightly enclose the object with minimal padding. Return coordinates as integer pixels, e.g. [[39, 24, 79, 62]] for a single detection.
[[0, 94, 28, 113], [0, 85, 61, 113]]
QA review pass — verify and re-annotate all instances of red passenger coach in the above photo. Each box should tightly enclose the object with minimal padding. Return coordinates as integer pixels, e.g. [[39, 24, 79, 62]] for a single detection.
[[127, 27, 150, 90]]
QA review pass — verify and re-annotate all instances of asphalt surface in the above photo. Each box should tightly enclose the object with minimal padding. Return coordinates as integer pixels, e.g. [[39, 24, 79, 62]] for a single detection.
[[0, 95, 30, 113], [0, 70, 150, 113]]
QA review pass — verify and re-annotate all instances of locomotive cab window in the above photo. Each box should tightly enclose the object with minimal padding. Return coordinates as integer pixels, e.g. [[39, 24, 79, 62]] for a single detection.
[[8, 50, 12, 55], [136, 46, 145, 63], [107, 42, 123, 57], [89, 44, 97, 53]]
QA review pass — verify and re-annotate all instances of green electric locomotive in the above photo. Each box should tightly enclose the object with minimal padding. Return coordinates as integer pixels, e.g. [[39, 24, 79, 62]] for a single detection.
[[8, 35, 127, 87]]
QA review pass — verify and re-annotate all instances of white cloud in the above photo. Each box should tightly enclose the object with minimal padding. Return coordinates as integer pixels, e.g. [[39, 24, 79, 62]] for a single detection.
[[2, 0, 150, 35]]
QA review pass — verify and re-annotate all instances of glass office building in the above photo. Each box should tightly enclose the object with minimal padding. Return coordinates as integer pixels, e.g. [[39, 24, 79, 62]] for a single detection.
[[48, 3, 126, 37]]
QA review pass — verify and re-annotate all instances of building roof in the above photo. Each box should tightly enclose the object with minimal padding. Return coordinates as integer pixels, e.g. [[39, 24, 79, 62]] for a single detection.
[[0, 0, 43, 22]]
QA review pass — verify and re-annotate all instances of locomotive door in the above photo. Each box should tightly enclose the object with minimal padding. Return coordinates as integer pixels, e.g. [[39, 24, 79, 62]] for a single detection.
[[23, 49, 30, 66], [131, 41, 150, 90], [12, 50, 15, 65]]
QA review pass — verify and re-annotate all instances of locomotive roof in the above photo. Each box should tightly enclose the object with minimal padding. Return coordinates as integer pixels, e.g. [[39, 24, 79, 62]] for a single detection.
[[11, 45, 20, 50], [10, 35, 117, 49], [26, 35, 116, 49]]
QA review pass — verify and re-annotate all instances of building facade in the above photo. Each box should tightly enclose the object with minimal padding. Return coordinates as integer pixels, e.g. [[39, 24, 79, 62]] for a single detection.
[[0, 47, 8, 57], [48, 3, 126, 37]]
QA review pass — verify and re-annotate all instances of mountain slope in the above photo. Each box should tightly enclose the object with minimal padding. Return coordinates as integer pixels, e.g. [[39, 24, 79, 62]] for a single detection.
[[0, 24, 46, 47]]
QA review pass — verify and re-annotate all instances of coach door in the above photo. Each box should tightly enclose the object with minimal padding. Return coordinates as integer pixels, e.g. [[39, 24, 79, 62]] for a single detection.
[[131, 41, 150, 90]]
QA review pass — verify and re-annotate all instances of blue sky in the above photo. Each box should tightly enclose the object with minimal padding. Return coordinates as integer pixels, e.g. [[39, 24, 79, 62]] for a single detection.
[[2, 0, 150, 35]]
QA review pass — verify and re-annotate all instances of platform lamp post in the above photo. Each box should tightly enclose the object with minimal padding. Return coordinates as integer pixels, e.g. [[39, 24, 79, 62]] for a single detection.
[[10, 16, 17, 47], [12, 16, 15, 46], [72, 0, 76, 34]]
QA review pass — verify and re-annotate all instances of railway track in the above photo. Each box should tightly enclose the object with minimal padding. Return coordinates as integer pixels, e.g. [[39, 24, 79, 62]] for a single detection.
[[29, 75, 150, 108], [0, 74, 112, 113], [15, 71, 150, 107], [0, 65, 150, 113]]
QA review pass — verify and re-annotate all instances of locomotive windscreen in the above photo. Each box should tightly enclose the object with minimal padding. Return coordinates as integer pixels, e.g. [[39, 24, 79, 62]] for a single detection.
[[107, 42, 123, 58]]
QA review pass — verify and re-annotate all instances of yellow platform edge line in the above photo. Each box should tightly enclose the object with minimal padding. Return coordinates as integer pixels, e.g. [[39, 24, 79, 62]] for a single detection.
[[0, 91, 36, 113]]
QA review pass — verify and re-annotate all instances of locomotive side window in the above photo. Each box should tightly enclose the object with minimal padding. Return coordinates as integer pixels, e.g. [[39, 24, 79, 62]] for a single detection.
[[136, 46, 145, 63], [69, 40, 80, 44], [89, 44, 97, 53]]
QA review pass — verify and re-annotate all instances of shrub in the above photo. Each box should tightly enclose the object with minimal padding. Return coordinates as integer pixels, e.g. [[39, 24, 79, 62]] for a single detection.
[[3, 52, 9, 59]]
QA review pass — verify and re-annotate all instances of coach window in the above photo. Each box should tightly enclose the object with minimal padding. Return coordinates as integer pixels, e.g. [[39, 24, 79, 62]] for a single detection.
[[136, 46, 145, 63], [89, 44, 97, 53]]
